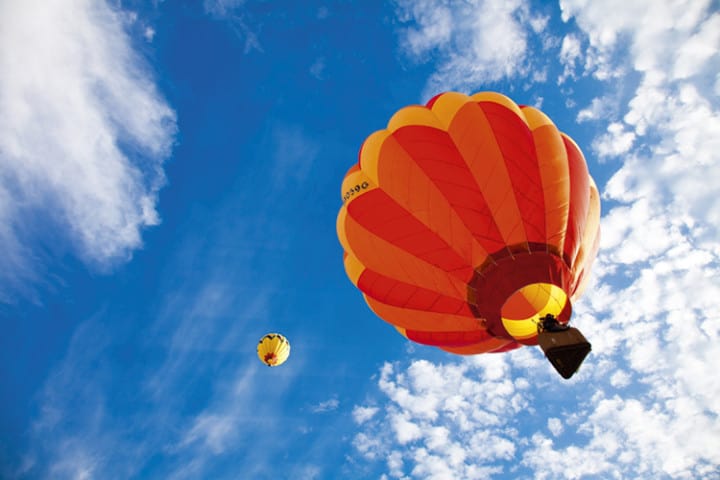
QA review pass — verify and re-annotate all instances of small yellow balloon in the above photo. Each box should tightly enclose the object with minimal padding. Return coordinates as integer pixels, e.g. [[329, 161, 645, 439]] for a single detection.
[[257, 333, 290, 367]]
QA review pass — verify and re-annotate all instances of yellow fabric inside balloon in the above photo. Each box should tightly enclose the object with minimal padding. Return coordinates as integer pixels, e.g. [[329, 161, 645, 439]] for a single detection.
[[501, 283, 568, 340]]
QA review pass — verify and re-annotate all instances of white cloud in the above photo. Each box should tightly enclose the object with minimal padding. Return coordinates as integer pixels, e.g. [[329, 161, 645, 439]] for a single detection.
[[672, 13, 720, 80], [311, 397, 340, 413], [180, 413, 237, 455], [354, 432, 385, 461], [391, 413, 423, 444], [598, 197, 679, 264], [560, 0, 706, 79], [548, 2, 720, 476], [355, 337, 720, 478], [144, 26, 156, 42], [567, 1, 720, 249], [352, 359, 535, 478], [47, 442, 98, 480], [14, 0, 720, 478], [393, 0, 547, 98], [28, 319, 152, 480], [593, 122, 635, 159], [310, 56, 326, 80], [558, 34, 582, 83], [570, 4, 720, 251], [166, 357, 301, 480], [522, 432, 618, 480], [203, 0, 262, 53], [577, 96, 615, 122], [547, 417, 564, 437], [608, 370, 631, 388], [386, 450, 406, 479], [25, 288, 303, 479], [353, 406, 379, 424], [0, 0, 176, 300]]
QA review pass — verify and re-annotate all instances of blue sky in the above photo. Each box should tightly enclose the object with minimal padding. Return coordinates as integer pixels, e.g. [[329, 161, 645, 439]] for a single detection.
[[1, 0, 719, 478]]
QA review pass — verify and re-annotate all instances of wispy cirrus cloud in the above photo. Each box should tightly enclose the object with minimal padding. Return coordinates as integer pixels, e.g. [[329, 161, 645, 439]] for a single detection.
[[203, 0, 263, 53], [270, 123, 321, 190], [18, 180, 327, 480], [24, 256, 288, 479], [311, 397, 340, 413], [28, 316, 150, 480], [0, 0, 176, 301]]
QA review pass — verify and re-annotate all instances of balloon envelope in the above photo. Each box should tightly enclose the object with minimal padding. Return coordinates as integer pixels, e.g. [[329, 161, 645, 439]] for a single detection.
[[337, 91, 600, 356], [257, 333, 291, 367]]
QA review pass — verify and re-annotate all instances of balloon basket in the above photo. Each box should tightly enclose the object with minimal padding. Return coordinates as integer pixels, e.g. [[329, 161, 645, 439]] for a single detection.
[[537, 327, 591, 379]]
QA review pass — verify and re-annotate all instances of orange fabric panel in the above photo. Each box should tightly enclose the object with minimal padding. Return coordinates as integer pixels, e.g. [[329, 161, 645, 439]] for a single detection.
[[527, 121, 570, 252], [344, 163, 360, 176], [446, 101, 527, 249], [571, 180, 601, 297], [341, 202, 467, 300], [365, 295, 480, 332], [477, 101, 546, 244], [428, 91, 474, 128], [562, 134, 590, 268]]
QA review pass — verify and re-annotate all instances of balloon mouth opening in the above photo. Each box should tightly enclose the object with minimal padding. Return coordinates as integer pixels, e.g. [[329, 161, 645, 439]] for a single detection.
[[500, 283, 569, 341], [264, 353, 278, 366]]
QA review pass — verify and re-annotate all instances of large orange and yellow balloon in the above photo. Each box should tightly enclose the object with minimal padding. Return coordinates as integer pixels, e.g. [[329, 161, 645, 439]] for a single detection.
[[337, 91, 600, 356]]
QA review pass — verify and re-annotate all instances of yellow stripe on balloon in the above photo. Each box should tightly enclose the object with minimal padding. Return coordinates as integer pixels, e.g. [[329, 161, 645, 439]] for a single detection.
[[387, 105, 445, 132]]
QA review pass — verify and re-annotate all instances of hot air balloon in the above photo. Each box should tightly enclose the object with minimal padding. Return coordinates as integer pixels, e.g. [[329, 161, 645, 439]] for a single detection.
[[337, 91, 600, 379], [257, 333, 291, 367]]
